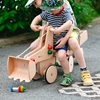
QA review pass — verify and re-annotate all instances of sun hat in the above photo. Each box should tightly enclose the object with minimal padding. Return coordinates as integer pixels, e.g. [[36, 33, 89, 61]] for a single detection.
[[25, 0, 64, 11], [41, 0, 64, 11], [25, 0, 34, 8]]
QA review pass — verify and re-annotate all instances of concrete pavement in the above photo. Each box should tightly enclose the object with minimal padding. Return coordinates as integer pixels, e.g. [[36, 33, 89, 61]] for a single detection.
[[0, 32, 38, 48]]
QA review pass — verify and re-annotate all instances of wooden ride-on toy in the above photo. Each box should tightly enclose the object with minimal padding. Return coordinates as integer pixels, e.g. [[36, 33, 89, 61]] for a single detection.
[[7, 25, 88, 84], [7, 25, 57, 83]]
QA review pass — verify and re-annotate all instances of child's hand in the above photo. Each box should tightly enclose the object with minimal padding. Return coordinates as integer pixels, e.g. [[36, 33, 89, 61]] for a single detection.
[[53, 27, 60, 35], [32, 25, 41, 32], [55, 37, 67, 49]]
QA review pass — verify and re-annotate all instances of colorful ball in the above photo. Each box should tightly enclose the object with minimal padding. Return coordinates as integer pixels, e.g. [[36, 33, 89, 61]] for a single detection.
[[48, 45, 53, 49], [18, 85, 26, 92], [48, 50, 52, 54]]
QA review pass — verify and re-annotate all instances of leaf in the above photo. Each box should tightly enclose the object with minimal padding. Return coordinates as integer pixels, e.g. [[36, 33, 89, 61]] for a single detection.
[[13, 23, 18, 32], [0, 25, 5, 31], [3, 0, 9, 6], [18, 22, 24, 29], [0, 16, 4, 25], [6, 23, 12, 30], [10, 10, 17, 14], [3, 12, 9, 20], [9, 10, 17, 17]]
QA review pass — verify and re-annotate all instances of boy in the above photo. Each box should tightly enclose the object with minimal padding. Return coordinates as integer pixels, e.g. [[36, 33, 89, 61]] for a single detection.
[[25, 0, 94, 86]]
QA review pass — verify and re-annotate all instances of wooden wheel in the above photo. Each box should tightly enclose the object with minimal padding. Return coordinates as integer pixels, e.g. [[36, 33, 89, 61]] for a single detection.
[[45, 65, 57, 84], [68, 56, 74, 72]]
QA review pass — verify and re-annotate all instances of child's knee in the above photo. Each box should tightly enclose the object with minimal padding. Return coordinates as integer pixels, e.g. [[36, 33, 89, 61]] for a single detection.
[[30, 45, 35, 51], [68, 38, 79, 49], [57, 52, 66, 62], [30, 42, 38, 50]]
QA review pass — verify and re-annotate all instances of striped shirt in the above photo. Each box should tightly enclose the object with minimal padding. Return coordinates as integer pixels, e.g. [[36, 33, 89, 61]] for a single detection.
[[40, 9, 73, 45]]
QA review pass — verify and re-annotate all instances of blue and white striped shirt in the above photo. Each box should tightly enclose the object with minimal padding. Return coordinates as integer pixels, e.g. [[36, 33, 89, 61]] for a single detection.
[[40, 9, 73, 45]]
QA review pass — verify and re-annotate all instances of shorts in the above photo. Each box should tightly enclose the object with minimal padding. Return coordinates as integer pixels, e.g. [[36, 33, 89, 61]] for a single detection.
[[54, 43, 68, 52]]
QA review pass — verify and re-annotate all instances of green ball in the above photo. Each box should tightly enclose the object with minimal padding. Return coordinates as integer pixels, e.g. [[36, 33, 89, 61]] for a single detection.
[[48, 50, 52, 54], [55, 62, 59, 66]]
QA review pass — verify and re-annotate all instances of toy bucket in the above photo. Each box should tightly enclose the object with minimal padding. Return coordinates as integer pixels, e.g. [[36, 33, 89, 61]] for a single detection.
[[7, 56, 36, 82]]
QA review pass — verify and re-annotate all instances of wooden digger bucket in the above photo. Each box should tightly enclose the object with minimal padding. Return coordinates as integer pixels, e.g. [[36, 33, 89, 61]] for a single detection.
[[7, 56, 36, 82], [7, 25, 50, 82]]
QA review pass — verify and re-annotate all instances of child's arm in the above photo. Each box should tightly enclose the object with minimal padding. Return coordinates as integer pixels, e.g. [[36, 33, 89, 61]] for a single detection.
[[54, 20, 73, 35], [30, 15, 42, 50], [30, 15, 42, 32], [64, 23, 74, 41], [55, 24, 74, 49], [59, 20, 73, 32]]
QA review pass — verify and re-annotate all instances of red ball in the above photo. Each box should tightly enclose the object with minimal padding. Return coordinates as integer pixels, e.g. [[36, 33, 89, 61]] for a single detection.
[[66, 54, 69, 57], [30, 58, 35, 62], [48, 45, 52, 49]]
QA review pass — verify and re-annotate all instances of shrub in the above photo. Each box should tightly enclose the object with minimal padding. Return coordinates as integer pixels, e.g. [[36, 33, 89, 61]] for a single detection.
[[69, 0, 99, 28], [0, 0, 99, 37], [91, 0, 100, 14], [0, 0, 41, 37]]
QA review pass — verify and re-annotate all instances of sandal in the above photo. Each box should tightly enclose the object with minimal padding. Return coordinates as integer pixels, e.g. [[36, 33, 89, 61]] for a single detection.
[[60, 74, 73, 86], [81, 70, 94, 86]]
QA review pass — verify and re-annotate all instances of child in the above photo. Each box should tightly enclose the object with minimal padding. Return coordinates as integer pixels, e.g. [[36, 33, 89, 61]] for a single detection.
[[25, 0, 77, 25], [25, 0, 77, 50], [25, 0, 94, 86], [64, 0, 77, 26]]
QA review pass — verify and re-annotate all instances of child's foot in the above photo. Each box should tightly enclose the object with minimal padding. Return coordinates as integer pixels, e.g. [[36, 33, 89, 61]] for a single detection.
[[81, 70, 94, 86], [60, 74, 73, 86]]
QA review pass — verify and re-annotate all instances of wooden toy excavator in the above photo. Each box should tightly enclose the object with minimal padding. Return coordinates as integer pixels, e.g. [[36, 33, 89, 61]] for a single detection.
[[7, 24, 88, 84]]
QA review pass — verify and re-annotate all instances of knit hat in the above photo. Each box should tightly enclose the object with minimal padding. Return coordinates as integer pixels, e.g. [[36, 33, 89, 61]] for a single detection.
[[41, 0, 64, 11], [25, 0, 34, 8]]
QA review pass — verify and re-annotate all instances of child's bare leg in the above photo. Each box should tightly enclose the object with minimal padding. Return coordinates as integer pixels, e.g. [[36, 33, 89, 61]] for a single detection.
[[57, 50, 73, 86], [68, 38, 86, 67], [57, 50, 69, 74], [30, 39, 40, 50], [68, 37, 94, 86]]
